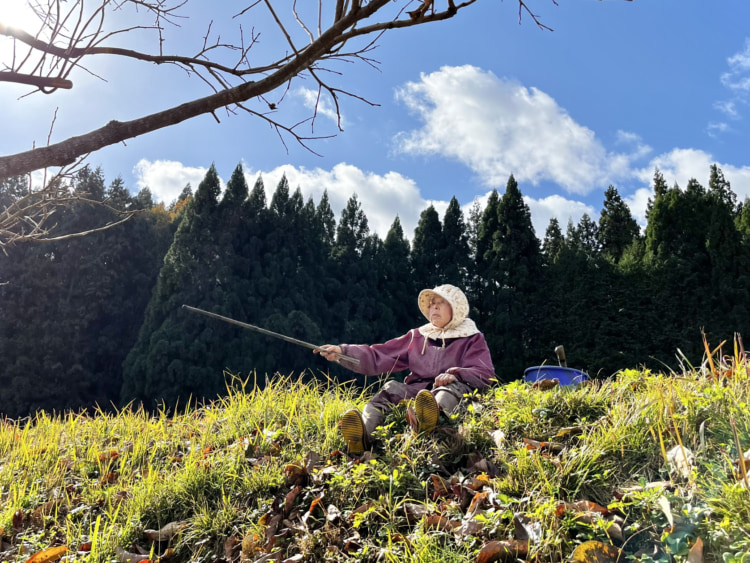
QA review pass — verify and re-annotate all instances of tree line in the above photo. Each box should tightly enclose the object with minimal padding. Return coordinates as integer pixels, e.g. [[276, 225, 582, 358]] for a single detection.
[[1, 163, 749, 417]]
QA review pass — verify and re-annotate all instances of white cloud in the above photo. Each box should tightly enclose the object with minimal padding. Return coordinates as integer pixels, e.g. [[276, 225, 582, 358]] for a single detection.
[[714, 100, 739, 119], [393, 65, 640, 195], [131, 159, 456, 238], [633, 147, 750, 206], [624, 187, 652, 228], [133, 159, 213, 204], [713, 39, 750, 133], [722, 39, 750, 92], [460, 190, 594, 241], [525, 194, 596, 238], [243, 162, 440, 238], [298, 88, 344, 128], [708, 121, 730, 138]]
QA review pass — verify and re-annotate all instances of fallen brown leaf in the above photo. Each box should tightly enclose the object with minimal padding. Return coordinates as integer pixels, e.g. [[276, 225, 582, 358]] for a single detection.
[[114, 546, 151, 563], [12, 509, 23, 531], [466, 491, 489, 518], [476, 540, 529, 563], [531, 378, 559, 390], [687, 537, 704, 563], [423, 514, 460, 532], [24, 546, 68, 563], [143, 521, 187, 543], [569, 540, 620, 562], [513, 513, 542, 543]]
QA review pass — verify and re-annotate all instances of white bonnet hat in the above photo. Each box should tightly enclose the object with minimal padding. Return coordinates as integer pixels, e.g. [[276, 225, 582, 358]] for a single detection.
[[417, 284, 470, 331]]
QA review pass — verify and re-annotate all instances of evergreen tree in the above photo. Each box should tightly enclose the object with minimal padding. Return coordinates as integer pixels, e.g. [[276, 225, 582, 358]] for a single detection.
[[706, 165, 744, 334], [132, 187, 155, 210], [541, 217, 564, 264], [411, 205, 443, 290], [316, 190, 337, 248], [0, 175, 28, 212], [440, 197, 472, 290], [474, 189, 500, 321], [1, 169, 173, 416], [575, 213, 600, 256], [484, 175, 541, 381], [106, 176, 131, 211], [380, 216, 417, 334], [411, 205, 448, 288], [122, 164, 232, 407], [332, 194, 369, 262], [598, 185, 640, 262]]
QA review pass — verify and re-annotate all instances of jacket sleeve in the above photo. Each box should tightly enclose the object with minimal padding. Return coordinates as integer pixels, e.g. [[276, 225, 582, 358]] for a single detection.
[[444, 333, 496, 391], [339, 331, 415, 376]]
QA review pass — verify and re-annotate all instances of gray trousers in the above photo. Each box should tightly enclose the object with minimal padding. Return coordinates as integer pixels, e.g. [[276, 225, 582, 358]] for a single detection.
[[361, 379, 473, 436]]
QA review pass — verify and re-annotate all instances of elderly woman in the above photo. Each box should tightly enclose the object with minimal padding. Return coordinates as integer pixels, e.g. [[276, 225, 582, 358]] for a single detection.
[[317, 284, 495, 455]]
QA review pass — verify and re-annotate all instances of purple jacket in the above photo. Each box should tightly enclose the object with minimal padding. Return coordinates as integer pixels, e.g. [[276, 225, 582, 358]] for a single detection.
[[340, 329, 496, 391]]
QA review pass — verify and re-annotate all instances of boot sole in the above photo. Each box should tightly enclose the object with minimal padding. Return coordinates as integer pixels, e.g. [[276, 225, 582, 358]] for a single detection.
[[339, 409, 366, 455], [415, 390, 439, 433]]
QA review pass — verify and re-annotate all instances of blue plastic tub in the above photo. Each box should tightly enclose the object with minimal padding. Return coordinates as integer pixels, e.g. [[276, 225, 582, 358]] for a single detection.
[[523, 365, 589, 386]]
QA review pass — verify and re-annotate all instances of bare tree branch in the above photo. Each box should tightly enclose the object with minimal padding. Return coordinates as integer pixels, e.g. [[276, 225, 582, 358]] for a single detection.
[[0, 71, 72, 89], [0, 0, 487, 179], [0, 0, 572, 244]]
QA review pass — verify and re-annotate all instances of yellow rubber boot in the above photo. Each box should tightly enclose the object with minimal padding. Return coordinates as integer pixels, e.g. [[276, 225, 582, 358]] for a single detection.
[[415, 390, 440, 434], [339, 409, 367, 455]]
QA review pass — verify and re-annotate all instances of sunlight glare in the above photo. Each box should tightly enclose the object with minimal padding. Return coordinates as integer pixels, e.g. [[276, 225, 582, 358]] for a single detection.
[[1, 0, 41, 31]]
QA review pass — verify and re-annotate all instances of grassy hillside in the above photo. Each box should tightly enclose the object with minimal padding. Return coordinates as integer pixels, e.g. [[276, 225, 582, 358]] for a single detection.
[[1, 346, 750, 563]]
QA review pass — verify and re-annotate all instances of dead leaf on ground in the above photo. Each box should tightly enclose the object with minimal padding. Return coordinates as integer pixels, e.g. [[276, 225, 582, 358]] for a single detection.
[[476, 539, 529, 563], [454, 518, 485, 538], [402, 503, 429, 525], [143, 521, 187, 542], [349, 501, 374, 519], [466, 491, 489, 518], [343, 536, 362, 553], [31, 500, 64, 527], [224, 535, 240, 561], [240, 530, 261, 561], [326, 504, 341, 523], [406, 406, 419, 433], [98, 450, 120, 463], [114, 546, 151, 563], [513, 513, 542, 543], [264, 513, 283, 553], [283, 487, 302, 516], [283, 464, 308, 487], [606, 521, 625, 542], [656, 496, 674, 529], [423, 514, 460, 532], [490, 429, 505, 449], [523, 438, 564, 454], [531, 378, 559, 390], [687, 537, 704, 563], [666, 445, 695, 480], [24, 545, 68, 563], [465, 452, 495, 475], [466, 473, 491, 491], [569, 540, 620, 562], [430, 474, 450, 499], [12, 510, 23, 531], [572, 500, 611, 515]]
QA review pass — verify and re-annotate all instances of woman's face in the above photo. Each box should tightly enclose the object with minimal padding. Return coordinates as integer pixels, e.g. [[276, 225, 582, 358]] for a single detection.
[[429, 296, 453, 328]]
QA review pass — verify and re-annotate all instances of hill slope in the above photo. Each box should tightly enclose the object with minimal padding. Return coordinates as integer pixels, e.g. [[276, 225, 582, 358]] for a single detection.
[[1, 356, 750, 563]]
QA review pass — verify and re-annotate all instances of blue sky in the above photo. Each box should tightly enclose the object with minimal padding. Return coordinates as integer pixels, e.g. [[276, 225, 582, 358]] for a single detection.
[[2, 0, 750, 239]]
